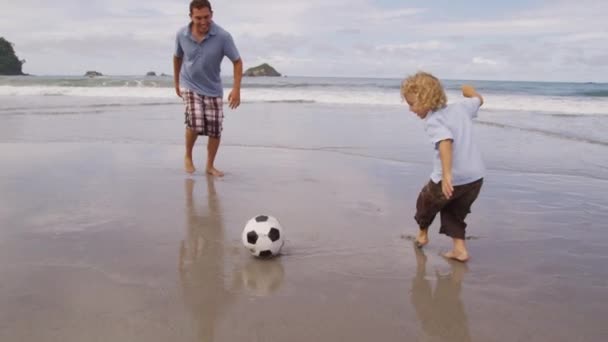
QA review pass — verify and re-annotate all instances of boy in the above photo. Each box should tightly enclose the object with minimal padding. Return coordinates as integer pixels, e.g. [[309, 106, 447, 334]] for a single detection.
[[401, 72, 484, 262]]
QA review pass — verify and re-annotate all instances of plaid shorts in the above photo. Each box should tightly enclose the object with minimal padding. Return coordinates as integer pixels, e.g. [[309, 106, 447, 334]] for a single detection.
[[182, 89, 224, 138]]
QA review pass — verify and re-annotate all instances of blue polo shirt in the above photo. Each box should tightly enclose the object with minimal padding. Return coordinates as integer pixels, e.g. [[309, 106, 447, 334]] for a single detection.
[[174, 22, 240, 98], [424, 97, 485, 186]]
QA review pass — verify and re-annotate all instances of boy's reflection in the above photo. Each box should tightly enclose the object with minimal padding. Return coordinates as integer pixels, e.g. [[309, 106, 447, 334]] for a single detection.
[[411, 246, 471, 342]]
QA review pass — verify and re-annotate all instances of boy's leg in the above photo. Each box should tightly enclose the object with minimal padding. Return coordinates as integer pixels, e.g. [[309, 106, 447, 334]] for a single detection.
[[439, 179, 483, 262], [443, 239, 469, 262], [414, 180, 449, 247]]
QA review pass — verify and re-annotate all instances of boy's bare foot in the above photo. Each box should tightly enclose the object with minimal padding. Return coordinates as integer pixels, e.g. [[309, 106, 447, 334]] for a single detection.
[[185, 157, 196, 173], [206, 167, 224, 177], [442, 250, 470, 263], [415, 230, 429, 248]]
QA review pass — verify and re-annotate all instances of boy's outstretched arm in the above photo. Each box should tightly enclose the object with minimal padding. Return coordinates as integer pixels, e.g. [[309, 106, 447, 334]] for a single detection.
[[438, 139, 454, 199], [462, 85, 484, 106]]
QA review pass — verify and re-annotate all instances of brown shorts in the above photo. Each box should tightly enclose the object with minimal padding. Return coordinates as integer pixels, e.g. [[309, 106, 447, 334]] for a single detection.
[[182, 89, 223, 138], [414, 178, 483, 239]]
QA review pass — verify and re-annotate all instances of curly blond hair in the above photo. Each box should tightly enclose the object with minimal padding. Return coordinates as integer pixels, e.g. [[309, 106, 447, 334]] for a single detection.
[[401, 72, 447, 112]]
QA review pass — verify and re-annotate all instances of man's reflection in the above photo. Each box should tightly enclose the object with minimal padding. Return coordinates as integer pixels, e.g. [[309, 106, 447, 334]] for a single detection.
[[411, 246, 471, 341], [179, 177, 231, 342]]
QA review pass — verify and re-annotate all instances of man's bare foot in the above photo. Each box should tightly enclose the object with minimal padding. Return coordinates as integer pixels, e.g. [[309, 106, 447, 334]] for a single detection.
[[415, 230, 429, 248], [206, 167, 224, 177], [185, 157, 195, 173], [442, 250, 470, 263]]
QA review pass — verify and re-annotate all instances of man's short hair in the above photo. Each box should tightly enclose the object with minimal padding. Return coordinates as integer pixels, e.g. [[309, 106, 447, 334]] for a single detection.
[[190, 0, 212, 14]]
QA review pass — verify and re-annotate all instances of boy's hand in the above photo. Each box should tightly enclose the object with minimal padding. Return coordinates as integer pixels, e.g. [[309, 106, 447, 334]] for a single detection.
[[442, 173, 454, 199], [461, 85, 476, 97], [438, 139, 454, 199], [461, 84, 484, 106]]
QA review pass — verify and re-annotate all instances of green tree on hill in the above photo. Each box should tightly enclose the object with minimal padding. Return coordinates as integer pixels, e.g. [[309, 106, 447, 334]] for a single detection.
[[0, 37, 25, 75]]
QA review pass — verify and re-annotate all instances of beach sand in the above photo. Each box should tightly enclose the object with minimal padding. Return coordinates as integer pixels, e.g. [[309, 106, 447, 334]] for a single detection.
[[1, 97, 607, 341]]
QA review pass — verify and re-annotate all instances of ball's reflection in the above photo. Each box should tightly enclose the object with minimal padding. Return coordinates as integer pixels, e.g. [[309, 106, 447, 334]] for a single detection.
[[238, 258, 285, 297]]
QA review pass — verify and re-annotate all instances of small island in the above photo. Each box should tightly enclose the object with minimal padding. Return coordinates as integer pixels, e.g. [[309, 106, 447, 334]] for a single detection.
[[0, 37, 26, 75], [84, 71, 103, 77], [243, 63, 281, 77], [146, 71, 156, 76]]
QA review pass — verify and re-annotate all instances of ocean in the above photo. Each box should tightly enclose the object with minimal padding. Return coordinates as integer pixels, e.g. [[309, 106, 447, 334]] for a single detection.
[[1, 75, 608, 115], [1, 75, 608, 180], [2, 75, 608, 146]]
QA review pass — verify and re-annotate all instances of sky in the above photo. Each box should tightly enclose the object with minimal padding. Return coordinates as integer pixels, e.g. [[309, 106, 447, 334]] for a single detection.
[[1, 0, 607, 82]]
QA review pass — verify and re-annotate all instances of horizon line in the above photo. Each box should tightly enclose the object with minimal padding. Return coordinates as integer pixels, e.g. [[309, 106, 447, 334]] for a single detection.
[[2, 73, 605, 84]]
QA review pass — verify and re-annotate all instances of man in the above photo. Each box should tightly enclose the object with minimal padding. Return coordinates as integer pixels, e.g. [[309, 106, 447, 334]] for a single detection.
[[174, 0, 243, 176]]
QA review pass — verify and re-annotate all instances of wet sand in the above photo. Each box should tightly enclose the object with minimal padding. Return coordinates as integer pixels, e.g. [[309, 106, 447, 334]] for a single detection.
[[1, 99, 607, 341]]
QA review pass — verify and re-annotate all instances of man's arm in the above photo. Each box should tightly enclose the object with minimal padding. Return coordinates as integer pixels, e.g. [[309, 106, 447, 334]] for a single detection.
[[438, 139, 454, 199], [228, 58, 243, 109], [173, 56, 183, 98]]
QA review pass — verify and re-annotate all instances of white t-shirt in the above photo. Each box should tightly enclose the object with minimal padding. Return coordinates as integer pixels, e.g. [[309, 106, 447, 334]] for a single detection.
[[423, 97, 485, 186]]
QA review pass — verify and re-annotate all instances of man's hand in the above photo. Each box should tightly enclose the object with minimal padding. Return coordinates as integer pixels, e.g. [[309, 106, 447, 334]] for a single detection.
[[173, 56, 183, 98], [229, 58, 243, 109], [442, 173, 454, 199], [228, 89, 240, 109]]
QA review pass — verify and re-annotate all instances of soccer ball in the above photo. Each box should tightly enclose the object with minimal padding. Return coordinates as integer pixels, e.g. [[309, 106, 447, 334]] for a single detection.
[[242, 215, 284, 258]]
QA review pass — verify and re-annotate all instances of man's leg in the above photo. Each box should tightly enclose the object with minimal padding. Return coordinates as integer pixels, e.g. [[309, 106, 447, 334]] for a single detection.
[[206, 136, 224, 177], [185, 128, 197, 173]]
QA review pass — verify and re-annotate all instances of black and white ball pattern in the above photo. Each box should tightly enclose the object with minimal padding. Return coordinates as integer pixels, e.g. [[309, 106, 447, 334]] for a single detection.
[[242, 215, 284, 258]]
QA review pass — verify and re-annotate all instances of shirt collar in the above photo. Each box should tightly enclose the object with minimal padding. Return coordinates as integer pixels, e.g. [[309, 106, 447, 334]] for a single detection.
[[208, 22, 218, 36], [184, 21, 218, 38]]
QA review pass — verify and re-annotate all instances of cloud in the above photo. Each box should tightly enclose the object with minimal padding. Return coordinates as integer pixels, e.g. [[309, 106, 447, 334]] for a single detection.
[[376, 41, 451, 53], [472, 57, 499, 66], [556, 32, 608, 43], [368, 8, 426, 21], [0, 0, 607, 81]]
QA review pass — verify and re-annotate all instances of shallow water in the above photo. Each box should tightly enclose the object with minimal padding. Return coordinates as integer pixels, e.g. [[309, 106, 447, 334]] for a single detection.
[[0, 96, 607, 341]]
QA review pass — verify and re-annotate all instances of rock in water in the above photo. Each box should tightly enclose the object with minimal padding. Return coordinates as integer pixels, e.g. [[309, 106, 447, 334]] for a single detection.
[[0, 37, 26, 75], [84, 71, 103, 77], [243, 63, 281, 77]]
